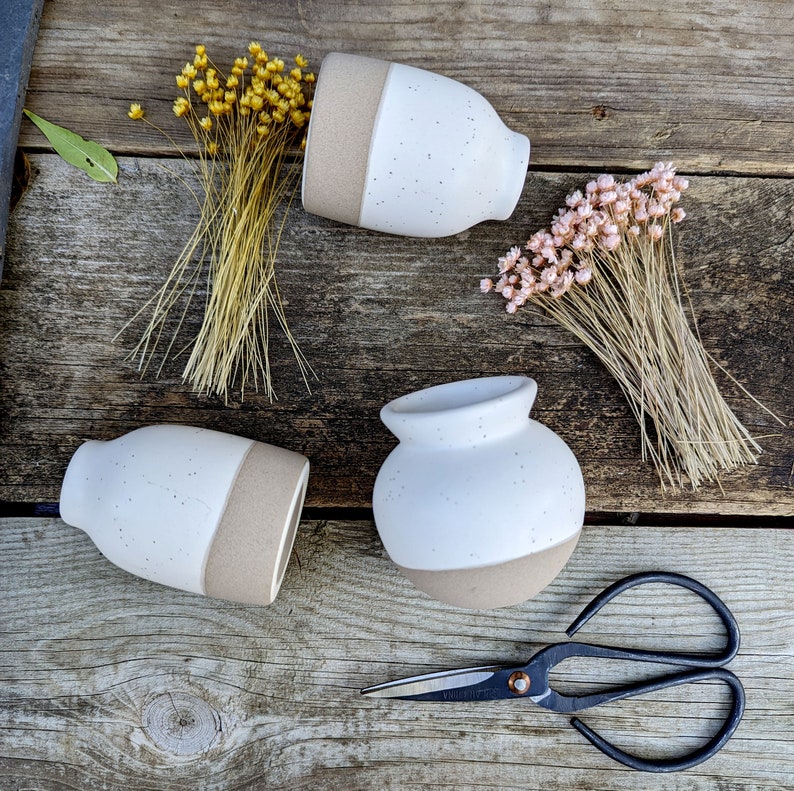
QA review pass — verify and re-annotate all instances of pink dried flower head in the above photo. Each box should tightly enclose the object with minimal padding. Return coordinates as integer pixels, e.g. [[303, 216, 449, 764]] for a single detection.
[[551, 270, 574, 298], [574, 267, 592, 284], [599, 189, 617, 205], [480, 278, 493, 293], [596, 173, 616, 190], [671, 207, 686, 223]]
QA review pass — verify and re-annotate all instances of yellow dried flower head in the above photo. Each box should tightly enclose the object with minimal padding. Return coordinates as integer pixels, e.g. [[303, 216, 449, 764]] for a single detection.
[[176, 74, 190, 89], [303, 72, 316, 84], [199, 116, 213, 131], [173, 97, 189, 117], [234, 57, 248, 71], [250, 94, 264, 112], [206, 140, 218, 155], [271, 107, 286, 123], [295, 54, 308, 68], [290, 68, 303, 82], [290, 108, 306, 127], [256, 50, 269, 65], [182, 63, 197, 79], [193, 79, 206, 95], [226, 74, 239, 89], [127, 103, 144, 120], [209, 99, 226, 116], [256, 124, 270, 137], [231, 65, 244, 77], [195, 44, 206, 56], [239, 106, 251, 116], [194, 53, 208, 70], [248, 42, 262, 56]]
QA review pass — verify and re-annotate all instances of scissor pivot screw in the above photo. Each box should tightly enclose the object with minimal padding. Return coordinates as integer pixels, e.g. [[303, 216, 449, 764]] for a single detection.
[[508, 671, 531, 695]]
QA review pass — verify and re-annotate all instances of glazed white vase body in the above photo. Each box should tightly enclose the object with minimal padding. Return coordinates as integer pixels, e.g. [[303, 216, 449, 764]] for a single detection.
[[59, 425, 309, 605], [302, 53, 530, 238], [372, 377, 585, 609]]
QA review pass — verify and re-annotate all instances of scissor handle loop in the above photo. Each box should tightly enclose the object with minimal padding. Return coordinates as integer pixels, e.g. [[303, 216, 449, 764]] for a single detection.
[[565, 571, 740, 667], [570, 667, 745, 772]]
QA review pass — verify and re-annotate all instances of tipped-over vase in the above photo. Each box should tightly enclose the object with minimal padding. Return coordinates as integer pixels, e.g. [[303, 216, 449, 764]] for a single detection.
[[302, 52, 530, 238]]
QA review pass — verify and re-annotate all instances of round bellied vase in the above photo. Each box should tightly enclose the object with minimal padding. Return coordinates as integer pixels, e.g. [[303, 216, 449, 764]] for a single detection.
[[302, 52, 530, 238], [59, 425, 310, 606], [372, 376, 585, 609]]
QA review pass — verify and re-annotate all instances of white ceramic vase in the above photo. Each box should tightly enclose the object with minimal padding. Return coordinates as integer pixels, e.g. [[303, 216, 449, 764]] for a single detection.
[[302, 52, 530, 238], [372, 377, 585, 609], [59, 425, 310, 606]]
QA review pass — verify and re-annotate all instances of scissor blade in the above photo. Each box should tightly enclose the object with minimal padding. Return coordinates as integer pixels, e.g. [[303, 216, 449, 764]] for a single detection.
[[361, 665, 504, 701]]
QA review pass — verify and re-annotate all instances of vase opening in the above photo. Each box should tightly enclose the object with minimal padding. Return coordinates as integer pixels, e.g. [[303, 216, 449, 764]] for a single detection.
[[380, 376, 538, 446], [273, 461, 310, 596], [390, 376, 533, 415]]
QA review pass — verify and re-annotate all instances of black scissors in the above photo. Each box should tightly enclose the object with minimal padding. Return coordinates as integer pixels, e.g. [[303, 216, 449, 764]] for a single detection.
[[361, 571, 745, 773]]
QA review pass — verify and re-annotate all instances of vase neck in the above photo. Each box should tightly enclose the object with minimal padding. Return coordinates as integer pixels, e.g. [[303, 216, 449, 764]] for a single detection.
[[380, 376, 537, 446]]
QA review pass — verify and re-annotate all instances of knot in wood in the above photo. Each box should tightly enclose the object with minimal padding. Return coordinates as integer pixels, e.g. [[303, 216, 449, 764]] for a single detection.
[[143, 692, 222, 756]]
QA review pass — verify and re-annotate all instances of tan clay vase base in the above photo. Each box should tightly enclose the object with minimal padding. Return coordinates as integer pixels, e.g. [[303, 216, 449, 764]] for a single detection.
[[204, 442, 309, 606], [397, 531, 581, 609]]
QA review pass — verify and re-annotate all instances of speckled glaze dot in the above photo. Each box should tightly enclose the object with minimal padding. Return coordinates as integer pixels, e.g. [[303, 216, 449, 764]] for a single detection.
[[372, 377, 585, 609], [302, 53, 530, 238], [59, 425, 309, 606]]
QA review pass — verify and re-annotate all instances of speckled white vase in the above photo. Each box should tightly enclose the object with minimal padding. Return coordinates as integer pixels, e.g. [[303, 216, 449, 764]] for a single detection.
[[59, 425, 309, 606], [302, 52, 530, 238], [372, 377, 585, 609]]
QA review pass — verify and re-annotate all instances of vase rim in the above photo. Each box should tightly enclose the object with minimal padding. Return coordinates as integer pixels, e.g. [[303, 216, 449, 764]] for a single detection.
[[380, 377, 537, 442], [388, 375, 533, 412]]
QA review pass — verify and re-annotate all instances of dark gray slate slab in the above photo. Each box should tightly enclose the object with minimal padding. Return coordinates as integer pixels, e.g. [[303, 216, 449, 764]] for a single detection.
[[0, 0, 45, 279]]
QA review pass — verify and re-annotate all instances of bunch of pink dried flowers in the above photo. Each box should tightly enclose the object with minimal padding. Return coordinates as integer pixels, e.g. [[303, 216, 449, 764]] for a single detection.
[[483, 162, 768, 489]]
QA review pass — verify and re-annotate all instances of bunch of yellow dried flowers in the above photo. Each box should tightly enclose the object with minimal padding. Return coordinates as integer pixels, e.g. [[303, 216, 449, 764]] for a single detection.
[[122, 43, 315, 402]]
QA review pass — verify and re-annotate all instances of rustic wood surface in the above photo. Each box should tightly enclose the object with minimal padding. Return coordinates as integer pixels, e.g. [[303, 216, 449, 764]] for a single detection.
[[2, 155, 792, 513], [1, 518, 791, 790], [1, 0, 793, 788], [17, 0, 794, 176]]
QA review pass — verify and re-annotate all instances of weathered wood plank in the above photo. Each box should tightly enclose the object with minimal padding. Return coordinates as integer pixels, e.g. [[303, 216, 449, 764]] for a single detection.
[[18, 0, 794, 176], [2, 155, 792, 513], [0, 518, 791, 789]]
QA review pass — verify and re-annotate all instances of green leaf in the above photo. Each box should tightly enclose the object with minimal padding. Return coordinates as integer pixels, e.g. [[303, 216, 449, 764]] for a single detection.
[[23, 109, 118, 183]]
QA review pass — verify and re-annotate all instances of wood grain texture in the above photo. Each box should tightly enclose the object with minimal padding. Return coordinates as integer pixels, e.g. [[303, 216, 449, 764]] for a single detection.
[[0, 517, 791, 789], [2, 155, 792, 513], [16, 0, 794, 176]]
